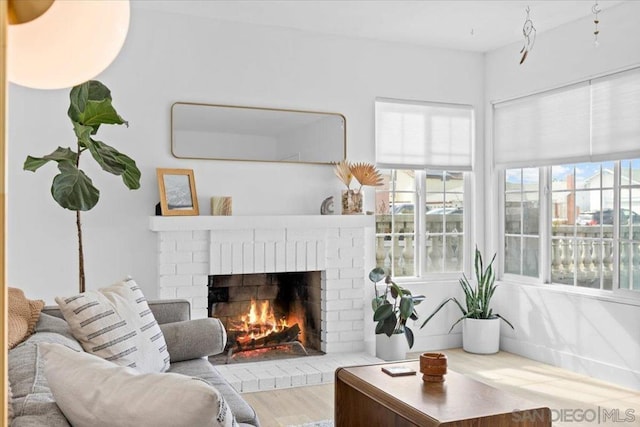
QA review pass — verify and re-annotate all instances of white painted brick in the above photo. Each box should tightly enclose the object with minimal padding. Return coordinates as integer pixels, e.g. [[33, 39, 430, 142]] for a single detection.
[[324, 342, 356, 353], [325, 256, 353, 269], [192, 296, 208, 309], [176, 263, 209, 275], [254, 229, 285, 242], [325, 279, 354, 290], [176, 287, 207, 298], [340, 309, 364, 321], [159, 241, 176, 252], [352, 277, 365, 289], [192, 274, 208, 286], [275, 242, 286, 272], [339, 246, 364, 260], [232, 243, 243, 273], [322, 331, 340, 343], [306, 241, 317, 270], [325, 290, 340, 301], [340, 288, 364, 300], [326, 228, 340, 238], [325, 321, 353, 332], [340, 330, 365, 342], [287, 228, 323, 241], [177, 240, 208, 252], [159, 287, 177, 299], [351, 341, 365, 352], [352, 298, 364, 309], [317, 242, 326, 269], [160, 251, 192, 264], [340, 228, 364, 238], [353, 236, 364, 247], [339, 268, 364, 279], [219, 243, 232, 274], [322, 299, 352, 312], [242, 243, 254, 274], [160, 231, 193, 242], [265, 242, 276, 272], [290, 372, 306, 387], [211, 229, 253, 243], [160, 275, 192, 287], [322, 269, 340, 280], [254, 242, 265, 273], [191, 308, 208, 319], [192, 230, 209, 241], [352, 256, 364, 268], [210, 243, 222, 274], [241, 379, 259, 393], [285, 242, 296, 271], [193, 251, 208, 263], [324, 311, 339, 322], [296, 241, 306, 270], [258, 377, 276, 390], [352, 320, 365, 331], [159, 264, 176, 275]]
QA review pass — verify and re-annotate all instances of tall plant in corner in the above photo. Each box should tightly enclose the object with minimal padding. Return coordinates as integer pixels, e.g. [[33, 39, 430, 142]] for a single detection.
[[24, 81, 140, 293]]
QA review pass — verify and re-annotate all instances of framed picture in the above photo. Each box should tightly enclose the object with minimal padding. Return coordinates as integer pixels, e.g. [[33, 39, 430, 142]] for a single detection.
[[156, 168, 199, 216]]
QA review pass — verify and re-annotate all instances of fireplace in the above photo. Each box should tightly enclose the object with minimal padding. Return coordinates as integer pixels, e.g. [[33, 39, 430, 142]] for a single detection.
[[208, 271, 322, 361], [149, 215, 373, 361]]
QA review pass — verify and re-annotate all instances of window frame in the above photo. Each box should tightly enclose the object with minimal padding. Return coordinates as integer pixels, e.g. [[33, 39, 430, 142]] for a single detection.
[[498, 161, 640, 300], [375, 168, 472, 283]]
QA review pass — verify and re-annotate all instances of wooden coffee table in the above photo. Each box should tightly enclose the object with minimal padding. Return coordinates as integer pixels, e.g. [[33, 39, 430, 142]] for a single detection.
[[335, 360, 551, 427]]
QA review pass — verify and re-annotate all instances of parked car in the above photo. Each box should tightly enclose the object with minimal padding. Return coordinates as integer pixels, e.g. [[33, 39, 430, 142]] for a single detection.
[[577, 209, 640, 225]]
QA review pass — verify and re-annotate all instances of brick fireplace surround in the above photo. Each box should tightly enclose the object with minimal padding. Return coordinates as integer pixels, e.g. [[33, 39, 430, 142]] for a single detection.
[[149, 215, 381, 391]]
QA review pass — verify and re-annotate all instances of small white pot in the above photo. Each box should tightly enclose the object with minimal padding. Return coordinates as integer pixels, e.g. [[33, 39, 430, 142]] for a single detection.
[[462, 317, 501, 354], [375, 333, 409, 361]]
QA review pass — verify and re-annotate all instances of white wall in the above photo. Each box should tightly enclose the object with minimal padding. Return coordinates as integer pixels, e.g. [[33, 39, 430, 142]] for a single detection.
[[485, 1, 640, 390], [7, 2, 485, 336]]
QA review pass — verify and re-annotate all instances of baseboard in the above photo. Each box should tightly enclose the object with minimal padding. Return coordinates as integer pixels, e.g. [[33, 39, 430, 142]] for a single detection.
[[501, 336, 640, 391]]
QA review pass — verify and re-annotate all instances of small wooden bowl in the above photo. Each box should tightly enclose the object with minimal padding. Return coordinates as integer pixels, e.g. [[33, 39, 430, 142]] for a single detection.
[[420, 352, 447, 383]]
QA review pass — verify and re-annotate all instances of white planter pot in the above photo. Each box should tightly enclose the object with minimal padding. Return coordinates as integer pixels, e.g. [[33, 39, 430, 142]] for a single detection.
[[375, 333, 409, 361], [462, 317, 501, 354]]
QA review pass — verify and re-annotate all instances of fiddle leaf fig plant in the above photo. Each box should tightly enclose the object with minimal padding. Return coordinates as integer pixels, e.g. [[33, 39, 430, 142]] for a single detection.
[[24, 80, 140, 293], [371, 267, 425, 349]]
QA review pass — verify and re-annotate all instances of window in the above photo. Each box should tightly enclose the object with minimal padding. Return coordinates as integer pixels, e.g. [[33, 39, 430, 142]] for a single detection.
[[504, 160, 640, 291], [375, 169, 465, 278], [495, 67, 640, 292], [374, 98, 473, 279]]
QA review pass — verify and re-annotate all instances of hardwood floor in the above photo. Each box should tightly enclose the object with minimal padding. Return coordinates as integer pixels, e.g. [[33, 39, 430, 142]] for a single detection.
[[241, 348, 640, 427]]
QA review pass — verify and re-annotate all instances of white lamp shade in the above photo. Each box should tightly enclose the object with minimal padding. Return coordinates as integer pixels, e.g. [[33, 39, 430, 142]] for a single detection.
[[8, 0, 130, 90]]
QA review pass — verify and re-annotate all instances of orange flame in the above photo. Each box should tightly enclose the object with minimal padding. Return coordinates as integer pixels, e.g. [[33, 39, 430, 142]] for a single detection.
[[238, 299, 289, 341]]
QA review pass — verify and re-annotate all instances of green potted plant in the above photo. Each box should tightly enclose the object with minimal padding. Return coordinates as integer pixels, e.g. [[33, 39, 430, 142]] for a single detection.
[[24, 80, 140, 293], [370, 267, 424, 361], [420, 246, 514, 354]]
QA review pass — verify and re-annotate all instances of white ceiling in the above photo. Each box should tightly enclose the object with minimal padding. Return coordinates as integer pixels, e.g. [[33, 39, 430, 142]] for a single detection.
[[132, 0, 626, 52]]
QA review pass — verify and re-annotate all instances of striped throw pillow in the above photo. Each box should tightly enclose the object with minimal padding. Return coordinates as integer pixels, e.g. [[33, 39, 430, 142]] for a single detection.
[[55, 278, 170, 373]]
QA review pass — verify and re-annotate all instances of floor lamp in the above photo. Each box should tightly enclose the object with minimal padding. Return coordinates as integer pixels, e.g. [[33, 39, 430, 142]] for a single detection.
[[2, 0, 129, 422]]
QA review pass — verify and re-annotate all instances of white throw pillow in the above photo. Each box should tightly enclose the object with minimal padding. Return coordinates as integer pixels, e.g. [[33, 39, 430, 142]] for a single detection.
[[55, 277, 170, 373], [40, 343, 237, 427]]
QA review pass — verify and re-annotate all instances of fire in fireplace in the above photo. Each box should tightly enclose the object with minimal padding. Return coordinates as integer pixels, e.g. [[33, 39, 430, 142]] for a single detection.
[[208, 271, 322, 363]]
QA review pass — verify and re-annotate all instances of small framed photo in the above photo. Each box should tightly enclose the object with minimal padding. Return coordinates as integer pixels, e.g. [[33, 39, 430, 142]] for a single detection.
[[156, 168, 199, 216]]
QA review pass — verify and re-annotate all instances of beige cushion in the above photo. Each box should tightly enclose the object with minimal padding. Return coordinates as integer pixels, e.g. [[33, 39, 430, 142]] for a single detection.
[[40, 343, 236, 427], [55, 278, 170, 373], [8, 287, 44, 349]]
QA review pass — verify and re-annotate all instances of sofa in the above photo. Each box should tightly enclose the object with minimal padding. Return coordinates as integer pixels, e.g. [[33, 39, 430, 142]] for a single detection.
[[8, 299, 260, 427]]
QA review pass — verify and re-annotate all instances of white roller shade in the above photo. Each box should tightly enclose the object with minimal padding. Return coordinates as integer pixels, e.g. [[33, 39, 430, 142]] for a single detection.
[[375, 98, 474, 170], [493, 82, 591, 168], [591, 68, 640, 162]]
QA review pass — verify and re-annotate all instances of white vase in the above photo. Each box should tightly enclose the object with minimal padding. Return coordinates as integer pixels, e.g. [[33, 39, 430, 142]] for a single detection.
[[462, 317, 501, 354], [375, 333, 409, 361]]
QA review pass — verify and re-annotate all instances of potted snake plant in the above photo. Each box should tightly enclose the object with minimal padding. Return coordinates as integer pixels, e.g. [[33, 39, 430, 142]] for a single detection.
[[420, 246, 514, 354], [370, 267, 425, 361]]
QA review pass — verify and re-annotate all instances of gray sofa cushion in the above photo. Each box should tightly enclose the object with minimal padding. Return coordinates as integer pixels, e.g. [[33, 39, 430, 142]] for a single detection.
[[169, 359, 260, 427], [160, 318, 227, 362], [9, 314, 81, 427]]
